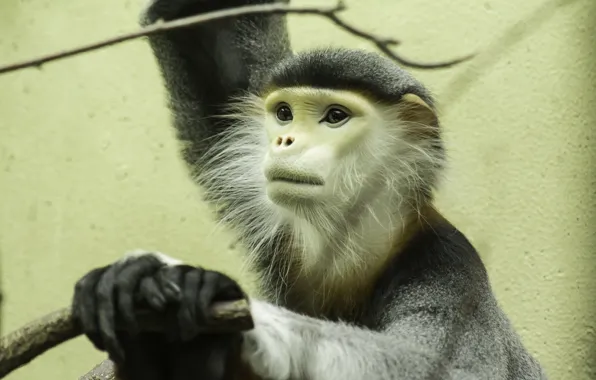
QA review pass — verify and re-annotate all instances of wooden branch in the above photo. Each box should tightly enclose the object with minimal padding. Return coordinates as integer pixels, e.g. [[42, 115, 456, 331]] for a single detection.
[[80, 359, 117, 380], [0, 1, 473, 76], [0, 299, 252, 379]]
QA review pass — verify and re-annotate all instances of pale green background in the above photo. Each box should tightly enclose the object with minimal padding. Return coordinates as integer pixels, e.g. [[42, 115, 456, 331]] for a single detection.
[[0, 0, 595, 379]]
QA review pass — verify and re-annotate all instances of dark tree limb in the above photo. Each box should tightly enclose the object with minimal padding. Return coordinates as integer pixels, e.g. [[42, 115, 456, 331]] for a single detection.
[[0, 299, 252, 379], [0, 1, 474, 76]]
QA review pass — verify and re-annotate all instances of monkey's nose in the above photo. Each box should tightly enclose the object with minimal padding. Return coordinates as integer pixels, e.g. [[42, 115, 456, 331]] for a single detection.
[[275, 135, 295, 148]]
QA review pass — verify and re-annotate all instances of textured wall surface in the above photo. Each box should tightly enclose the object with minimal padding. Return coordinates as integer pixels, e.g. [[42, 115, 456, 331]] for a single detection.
[[0, 0, 594, 379]]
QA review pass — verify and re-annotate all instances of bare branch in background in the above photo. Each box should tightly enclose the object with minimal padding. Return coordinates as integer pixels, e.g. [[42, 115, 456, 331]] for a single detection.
[[0, 1, 474, 76], [0, 299, 252, 379]]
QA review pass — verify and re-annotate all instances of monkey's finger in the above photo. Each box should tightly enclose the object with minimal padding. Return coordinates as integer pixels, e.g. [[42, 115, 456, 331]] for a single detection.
[[96, 264, 125, 363], [196, 270, 220, 323], [178, 268, 202, 341], [72, 266, 109, 351], [156, 265, 184, 302], [116, 255, 163, 334], [138, 276, 167, 311], [156, 265, 187, 341], [213, 272, 244, 302]]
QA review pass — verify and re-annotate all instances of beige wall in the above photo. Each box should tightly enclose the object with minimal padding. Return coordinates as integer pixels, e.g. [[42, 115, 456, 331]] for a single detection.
[[0, 0, 594, 378]]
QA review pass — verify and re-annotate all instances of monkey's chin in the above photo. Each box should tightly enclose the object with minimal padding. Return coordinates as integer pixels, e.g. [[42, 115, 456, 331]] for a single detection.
[[266, 181, 325, 209]]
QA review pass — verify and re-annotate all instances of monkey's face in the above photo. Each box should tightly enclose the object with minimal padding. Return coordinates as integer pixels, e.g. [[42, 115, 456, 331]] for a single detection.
[[261, 87, 395, 213], [206, 86, 442, 229]]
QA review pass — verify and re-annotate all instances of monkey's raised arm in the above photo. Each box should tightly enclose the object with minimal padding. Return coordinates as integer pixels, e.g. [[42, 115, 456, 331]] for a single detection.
[[141, 0, 292, 171]]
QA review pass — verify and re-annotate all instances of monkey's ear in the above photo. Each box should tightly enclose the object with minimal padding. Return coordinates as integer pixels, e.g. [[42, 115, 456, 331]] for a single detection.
[[398, 93, 439, 136]]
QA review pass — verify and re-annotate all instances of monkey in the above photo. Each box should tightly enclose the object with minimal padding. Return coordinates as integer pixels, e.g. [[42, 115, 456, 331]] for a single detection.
[[70, 0, 548, 379]]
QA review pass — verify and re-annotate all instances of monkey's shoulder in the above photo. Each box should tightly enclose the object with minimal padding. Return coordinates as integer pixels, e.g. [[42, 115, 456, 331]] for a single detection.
[[391, 218, 486, 284], [365, 217, 491, 324]]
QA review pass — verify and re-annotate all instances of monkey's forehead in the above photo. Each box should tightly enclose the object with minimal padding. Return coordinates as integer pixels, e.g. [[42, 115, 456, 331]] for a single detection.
[[261, 48, 435, 108]]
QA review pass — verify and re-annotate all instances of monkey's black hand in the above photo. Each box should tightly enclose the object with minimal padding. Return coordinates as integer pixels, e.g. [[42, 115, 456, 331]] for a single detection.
[[71, 252, 245, 380]]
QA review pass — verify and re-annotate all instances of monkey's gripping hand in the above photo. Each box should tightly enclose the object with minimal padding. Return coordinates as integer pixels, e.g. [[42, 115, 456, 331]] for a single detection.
[[71, 252, 245, 380]]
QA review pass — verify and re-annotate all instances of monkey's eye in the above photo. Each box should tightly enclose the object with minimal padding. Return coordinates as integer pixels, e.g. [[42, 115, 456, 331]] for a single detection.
[[322, 107, 351, 127], [275, 103, 293, 123]]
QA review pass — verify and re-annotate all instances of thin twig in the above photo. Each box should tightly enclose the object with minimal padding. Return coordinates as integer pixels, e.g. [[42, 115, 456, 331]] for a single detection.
[[323, 11, 475, 69], [0, 299, 252, 379], [0, 1, 473, 76]]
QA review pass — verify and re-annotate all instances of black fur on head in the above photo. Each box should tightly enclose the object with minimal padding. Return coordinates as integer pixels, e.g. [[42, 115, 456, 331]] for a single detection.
[[261, 47, 437, 110]]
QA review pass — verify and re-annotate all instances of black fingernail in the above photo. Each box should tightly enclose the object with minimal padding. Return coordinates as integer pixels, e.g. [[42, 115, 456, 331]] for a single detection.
[[164, 281, 182, 301], [151, 294, 166, 310]]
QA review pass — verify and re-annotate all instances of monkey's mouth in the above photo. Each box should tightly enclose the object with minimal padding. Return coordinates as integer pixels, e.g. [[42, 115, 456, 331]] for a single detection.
[[266, 169, 324, 186]]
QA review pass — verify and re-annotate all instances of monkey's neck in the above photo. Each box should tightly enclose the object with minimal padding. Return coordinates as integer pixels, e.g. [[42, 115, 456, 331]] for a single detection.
[[268, 187, 425, 319]]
